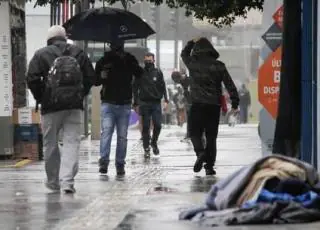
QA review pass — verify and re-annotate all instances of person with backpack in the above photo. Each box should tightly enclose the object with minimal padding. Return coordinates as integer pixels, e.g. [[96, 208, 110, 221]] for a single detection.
[[26, 25, 95, 193], [181, 37, 239, 175], [95, 40, 143, 175], [133, 52, 168, 158]]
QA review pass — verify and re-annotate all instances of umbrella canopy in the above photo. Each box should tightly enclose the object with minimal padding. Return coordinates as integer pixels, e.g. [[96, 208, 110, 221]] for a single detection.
[[63, 7, 155, 42]]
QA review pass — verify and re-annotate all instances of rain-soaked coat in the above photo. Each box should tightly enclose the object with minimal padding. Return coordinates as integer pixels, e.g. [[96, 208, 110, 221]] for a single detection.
[[180, 38, 239, 109]]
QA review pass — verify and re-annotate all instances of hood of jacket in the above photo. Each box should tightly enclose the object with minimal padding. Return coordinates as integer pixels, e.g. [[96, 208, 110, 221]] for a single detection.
[[192, 37, 220, 60]]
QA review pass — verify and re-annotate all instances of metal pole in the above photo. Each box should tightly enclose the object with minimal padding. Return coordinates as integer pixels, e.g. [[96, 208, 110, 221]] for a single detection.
[[70, 0, 74, 17], [57, 3, 61, 25], [53, 3, 57, 25], [50, 3, 54, 26], [316, 0, 320, 170], [155, 5, 160, 68], [83, 0, 90, 137], [174, 8, 179, 69], [62, 1, 65, 23]]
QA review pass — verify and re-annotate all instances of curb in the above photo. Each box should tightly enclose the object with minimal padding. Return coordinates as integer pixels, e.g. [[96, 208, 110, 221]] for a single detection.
[[0, 159, 33, 168]]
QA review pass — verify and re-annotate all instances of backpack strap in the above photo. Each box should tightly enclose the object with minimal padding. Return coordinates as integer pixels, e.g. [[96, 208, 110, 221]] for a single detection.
[[62, 44, 72, 56]]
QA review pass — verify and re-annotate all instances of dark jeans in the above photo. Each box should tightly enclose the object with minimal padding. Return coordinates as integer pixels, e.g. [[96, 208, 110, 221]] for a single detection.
[[140, 103, 162, 149], [189, 103, 220, 168]]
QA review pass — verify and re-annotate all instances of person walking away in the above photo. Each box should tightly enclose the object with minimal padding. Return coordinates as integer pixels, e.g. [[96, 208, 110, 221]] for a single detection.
[[181, 37, 239, 175], [173, 86, 186, 126], [179, 69, 192, 141], [95, 40, 143, 175], [133, 52, 168, 158], [162, 96, 173, 125], [171, 69, 191, 141], [238, 83, 251, 124], [26, 25, 95, 193]]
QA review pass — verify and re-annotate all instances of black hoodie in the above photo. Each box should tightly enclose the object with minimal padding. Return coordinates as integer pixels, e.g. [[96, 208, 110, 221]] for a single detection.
[[95, 50, 143, 105], [181, 38, 239, 109]]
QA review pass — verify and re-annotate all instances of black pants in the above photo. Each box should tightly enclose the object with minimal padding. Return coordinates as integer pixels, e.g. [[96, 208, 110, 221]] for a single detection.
[[189, 103, 221, 168], [186, 105, 191, 138], [140, 103, 162, 149]]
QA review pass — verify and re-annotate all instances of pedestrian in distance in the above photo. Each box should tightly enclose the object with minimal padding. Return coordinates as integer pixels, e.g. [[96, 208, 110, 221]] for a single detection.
[[26, 25, 95, 193], [173, 86, 187, 127], [238, 83, 251, 124], [133, 52, 168, 158]]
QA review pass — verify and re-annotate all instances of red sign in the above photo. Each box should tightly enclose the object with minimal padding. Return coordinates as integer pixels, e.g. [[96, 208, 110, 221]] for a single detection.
[[273, 6, 283, 29], [258, 47, 282, 119]]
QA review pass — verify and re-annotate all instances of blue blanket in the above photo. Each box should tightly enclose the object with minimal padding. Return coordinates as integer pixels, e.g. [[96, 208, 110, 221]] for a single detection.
[[243, 189, 320, 208]]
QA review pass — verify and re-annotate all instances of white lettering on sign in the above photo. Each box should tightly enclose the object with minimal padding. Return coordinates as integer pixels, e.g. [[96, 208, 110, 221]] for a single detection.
[[264, 86, 280, 95], [18, 107, 32, 124], [274, 70, 281, 83], [272, 59, 281, 68]]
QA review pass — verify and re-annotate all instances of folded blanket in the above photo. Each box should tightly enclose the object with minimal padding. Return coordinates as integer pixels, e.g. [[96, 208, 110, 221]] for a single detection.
[[237, 158, 306, 206], [205, 155, 318, 211]]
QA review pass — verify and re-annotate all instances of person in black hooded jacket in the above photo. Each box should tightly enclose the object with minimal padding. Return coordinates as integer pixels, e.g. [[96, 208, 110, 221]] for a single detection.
[[181, 37, 239, 175]]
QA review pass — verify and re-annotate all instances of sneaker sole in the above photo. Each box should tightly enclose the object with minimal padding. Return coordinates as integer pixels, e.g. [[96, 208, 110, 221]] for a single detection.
[[45, 186, 60, 193], [99, 168, 108, 174], [63, 189, 76, 194], [193, 164, 203, 173]]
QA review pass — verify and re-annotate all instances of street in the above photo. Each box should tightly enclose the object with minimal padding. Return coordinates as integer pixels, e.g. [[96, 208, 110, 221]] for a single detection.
[[0, 124, 319, 230]]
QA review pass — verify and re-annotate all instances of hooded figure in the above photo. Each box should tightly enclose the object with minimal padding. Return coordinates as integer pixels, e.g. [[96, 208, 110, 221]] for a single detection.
[[180, 37, 239, 176]]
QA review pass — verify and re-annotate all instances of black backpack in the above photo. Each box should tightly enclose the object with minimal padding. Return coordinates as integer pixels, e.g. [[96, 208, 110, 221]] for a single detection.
[[45, 45, 84, 109]]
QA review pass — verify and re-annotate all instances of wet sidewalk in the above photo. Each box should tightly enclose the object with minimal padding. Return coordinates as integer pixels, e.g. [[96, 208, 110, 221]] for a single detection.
[[0, 124, 319, 230]]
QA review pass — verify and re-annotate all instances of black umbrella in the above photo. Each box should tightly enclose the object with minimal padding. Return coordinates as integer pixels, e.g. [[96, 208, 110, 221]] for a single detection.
[[63, 7, 155, 42]]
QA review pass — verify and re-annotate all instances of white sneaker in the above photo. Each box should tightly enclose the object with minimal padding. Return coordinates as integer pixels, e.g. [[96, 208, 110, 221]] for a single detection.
[[45, 183, 60, 193], [62, 185, 76, 194]]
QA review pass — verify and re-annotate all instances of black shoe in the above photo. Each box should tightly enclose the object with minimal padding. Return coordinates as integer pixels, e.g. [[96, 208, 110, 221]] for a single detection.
[[144, 148, 151, 158], [116, 166, 126, 176], [151, 142, 160, 155], [193, 153, 205, 173], [180, 137, 190, 143], [99, 158, 109, 174], [205, 168, 216, 176]]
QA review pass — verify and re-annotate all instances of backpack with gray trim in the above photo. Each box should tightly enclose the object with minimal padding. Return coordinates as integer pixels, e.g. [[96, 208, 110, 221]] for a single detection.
[[45, 45, 84, 109]]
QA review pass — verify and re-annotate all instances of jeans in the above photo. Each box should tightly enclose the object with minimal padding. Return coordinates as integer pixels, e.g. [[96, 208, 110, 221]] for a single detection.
[[42, 110, 82, 188], [100, 103, 131, 166], [189, 103, 221, 168], [140, 103, 162, 149], [240, 105, 248, 124]]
